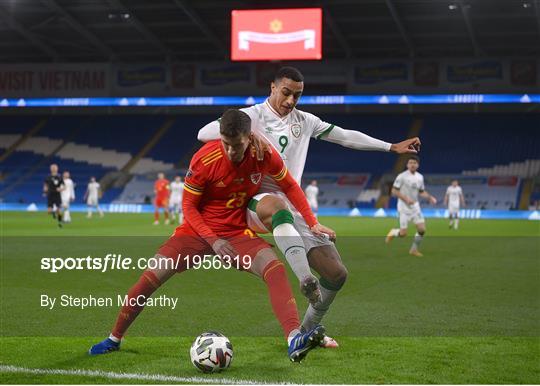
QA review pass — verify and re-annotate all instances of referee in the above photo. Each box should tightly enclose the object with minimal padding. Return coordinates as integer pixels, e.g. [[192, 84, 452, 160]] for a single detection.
[[43, 163, 65, 227]]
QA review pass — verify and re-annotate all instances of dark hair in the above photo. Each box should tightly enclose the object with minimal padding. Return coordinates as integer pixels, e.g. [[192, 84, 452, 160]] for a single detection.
[[275, 66, 304, 83], [219, 109, 251, 138], [408, 155, 420, 163]]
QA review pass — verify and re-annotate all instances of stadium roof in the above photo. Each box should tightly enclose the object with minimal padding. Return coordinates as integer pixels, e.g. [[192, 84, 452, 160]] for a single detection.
[[0, 0, 539, 63]]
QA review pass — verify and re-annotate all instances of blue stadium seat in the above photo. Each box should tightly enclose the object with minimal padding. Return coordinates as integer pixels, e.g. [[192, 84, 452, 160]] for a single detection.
[[146, 115, 213, 164], [305, 114, 411, 175]]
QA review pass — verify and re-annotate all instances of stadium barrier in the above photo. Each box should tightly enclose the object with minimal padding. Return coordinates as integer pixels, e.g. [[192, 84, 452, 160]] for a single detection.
[[2, 203, 539, 220], [1, 93, 539, 108]]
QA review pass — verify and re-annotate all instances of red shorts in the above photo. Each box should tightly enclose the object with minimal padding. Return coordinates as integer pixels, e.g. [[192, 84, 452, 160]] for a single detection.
[[156, 223, 271, 272], [154, 196, 169, 208]]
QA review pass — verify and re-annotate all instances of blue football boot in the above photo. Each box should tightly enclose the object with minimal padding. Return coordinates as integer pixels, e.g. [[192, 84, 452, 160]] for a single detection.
[[288, 325, 325, 362]]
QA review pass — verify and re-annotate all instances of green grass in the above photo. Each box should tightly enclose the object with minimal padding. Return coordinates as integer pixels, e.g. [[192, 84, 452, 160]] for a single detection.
[[1, 211, 539, 384]]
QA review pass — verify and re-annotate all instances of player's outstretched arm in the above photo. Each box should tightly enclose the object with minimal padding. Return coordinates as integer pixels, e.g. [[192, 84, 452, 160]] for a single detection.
[[197, 120, 220, 143], [390, 137, 421, 154], [322, 126, 421, 154]]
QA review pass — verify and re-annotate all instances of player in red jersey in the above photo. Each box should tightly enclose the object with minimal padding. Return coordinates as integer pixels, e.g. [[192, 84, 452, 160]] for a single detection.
[[153, 172, 170, 225], [90, 110, 334, 362]]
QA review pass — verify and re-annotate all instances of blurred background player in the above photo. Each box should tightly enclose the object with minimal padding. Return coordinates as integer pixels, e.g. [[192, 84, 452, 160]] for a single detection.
[[60, 170, 75, 223], [305, 180, 319, 218], [43, 163, 64, 227], [153, 172, 170, 225], [169, 175, 184, 224], [85, 176, 104, 218], [385, 156, 437, 256], [445, 179, 465, 230]]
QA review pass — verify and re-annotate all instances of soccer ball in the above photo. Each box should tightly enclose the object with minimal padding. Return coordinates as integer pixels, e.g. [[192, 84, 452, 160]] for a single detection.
[[189, 331, 233, 373]]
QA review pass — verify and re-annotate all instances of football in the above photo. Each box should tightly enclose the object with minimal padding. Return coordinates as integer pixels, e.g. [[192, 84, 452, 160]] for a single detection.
[[189, 331, 233, 373]]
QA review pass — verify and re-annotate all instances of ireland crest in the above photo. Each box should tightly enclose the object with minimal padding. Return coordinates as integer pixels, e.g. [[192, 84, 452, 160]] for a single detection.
[[290, 123, 301, 138]]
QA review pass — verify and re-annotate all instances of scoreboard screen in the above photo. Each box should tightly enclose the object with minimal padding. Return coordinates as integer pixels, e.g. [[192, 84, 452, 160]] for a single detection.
[[231, 8, 322, 61]]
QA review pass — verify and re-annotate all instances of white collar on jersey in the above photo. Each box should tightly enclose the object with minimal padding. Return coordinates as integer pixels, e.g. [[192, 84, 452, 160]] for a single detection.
[[264, 98, 294, 121]]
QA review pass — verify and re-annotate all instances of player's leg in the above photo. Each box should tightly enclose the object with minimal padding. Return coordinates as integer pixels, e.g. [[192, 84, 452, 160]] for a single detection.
[[87, 197, 93, 218], [89, 256, 177, 354], [302, 244, 347, 348], [453, 210, 460, 230], [90, 228, 204, 354], [245, 245, 325, 362], [97, 202, 104, 217], [64, 206, 71, 223], [54, 197, 63, 226], [169, 201, 176, 222], [153, 198, 160, 225], [164, 204, 170, 225], [110, 256, 176, 339], [410, 217, 426, 256], [254, 199, 343, 348], [386, 212, 409, 242], [47, 195, 55, 220], [61, 198, 70, 223], [248, 248, 301, 342], [248, 194, 320, 303]]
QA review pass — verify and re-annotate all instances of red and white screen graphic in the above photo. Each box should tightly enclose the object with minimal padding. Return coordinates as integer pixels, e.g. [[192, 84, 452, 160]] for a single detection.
[[231, 8, 322, 61]]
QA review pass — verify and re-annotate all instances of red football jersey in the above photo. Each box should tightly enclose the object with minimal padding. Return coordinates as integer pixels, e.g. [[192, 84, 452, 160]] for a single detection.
[[154, 178, 170, 197], [182, 140, 316, 244]]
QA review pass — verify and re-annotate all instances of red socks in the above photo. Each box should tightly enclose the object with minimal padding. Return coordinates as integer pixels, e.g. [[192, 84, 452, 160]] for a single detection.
[[111, 271, 161, 339], [262, 260, 300, 338], [154, 211, 169, 221]]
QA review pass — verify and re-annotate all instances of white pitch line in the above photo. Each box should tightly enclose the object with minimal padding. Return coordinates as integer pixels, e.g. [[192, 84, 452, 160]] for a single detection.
[[0, 364, 295, 385]]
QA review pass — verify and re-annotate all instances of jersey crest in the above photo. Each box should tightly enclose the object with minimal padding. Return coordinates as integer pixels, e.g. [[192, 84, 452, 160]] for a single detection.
[[250, 173, 262, 184], [290, 123, 301, 138]]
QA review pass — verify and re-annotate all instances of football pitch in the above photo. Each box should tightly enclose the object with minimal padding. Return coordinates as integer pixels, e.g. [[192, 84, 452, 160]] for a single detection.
[[1, 211, 539, 384]]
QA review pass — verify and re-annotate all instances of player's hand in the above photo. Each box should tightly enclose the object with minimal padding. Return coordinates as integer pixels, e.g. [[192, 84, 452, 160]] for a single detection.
[[429, 196, 437, 205], [310, 223, 336, 242], [390, 137, 421, 154], [212, 239, 238, 259], [405, 197, 416, 206], [250, 134, 272, 161]]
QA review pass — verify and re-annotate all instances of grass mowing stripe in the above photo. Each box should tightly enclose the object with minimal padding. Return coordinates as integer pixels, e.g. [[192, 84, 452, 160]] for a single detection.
[[0, 364, 293, 385]]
